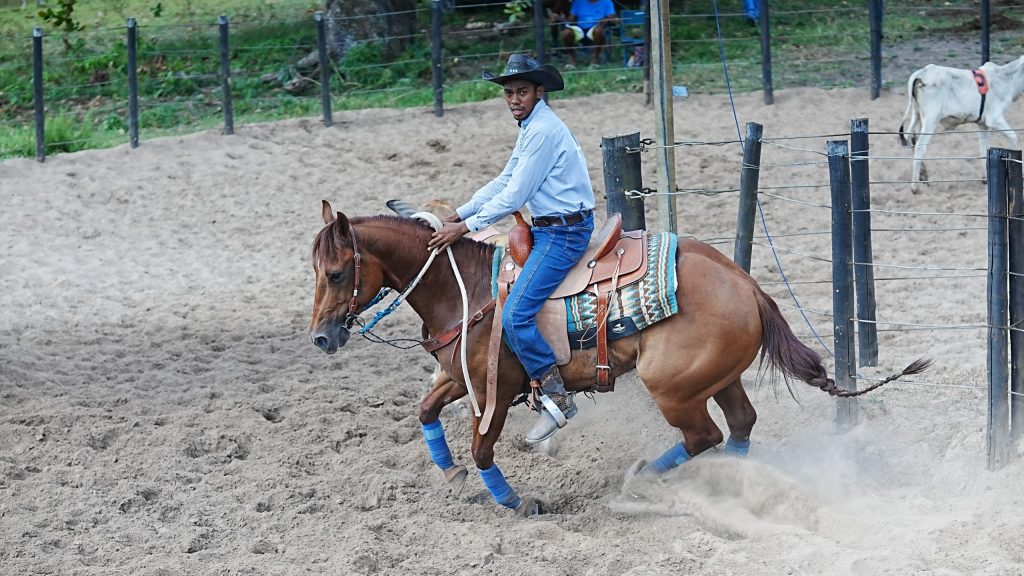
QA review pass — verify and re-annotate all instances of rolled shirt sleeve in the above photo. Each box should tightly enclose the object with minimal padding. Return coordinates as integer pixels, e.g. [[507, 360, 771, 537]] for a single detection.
[[463, 131, 558, 232]]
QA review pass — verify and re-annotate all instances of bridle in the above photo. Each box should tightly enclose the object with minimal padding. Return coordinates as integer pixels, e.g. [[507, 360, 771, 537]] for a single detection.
[[343, 224, 363, 329]]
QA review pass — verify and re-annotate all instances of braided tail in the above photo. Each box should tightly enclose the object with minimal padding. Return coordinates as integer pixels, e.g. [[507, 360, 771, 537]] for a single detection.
[[754, 287, 931, 397]]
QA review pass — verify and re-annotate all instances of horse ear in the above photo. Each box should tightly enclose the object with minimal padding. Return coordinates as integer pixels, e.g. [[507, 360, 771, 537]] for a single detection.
[[321, 200, 335, 225], [334, 212, 350, 238]]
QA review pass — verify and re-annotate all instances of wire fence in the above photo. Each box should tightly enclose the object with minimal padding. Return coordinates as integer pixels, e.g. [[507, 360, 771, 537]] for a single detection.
[[642, 122, 1022, 401], [3, 0, 1024, 158]]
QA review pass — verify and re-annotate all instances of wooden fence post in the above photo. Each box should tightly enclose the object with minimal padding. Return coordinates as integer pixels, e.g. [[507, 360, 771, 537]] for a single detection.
[[315, 12, 333, 127], [533, 0, 547, 64], [431, 0, 444, 117], [602, 133, 646, 232], [850, 118, 878, 366], [981, 0, 990, 65], [126, 18, 139, 148], [734, 122, 762, 273], [987, 147, 1012, 470], [828, 140, 858, 430], [32, 26, 45, 161], [869, 0, 882, 100], [758, 0, 773, 105], [1005, 150, 1024, 446], [218, 15, 234, 135]]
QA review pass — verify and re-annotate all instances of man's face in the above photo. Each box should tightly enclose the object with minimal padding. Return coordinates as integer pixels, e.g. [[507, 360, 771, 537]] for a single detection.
[[503, 79, 545, 122]]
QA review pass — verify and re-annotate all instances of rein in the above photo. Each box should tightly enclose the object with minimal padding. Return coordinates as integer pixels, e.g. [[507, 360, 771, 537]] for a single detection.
[[343, 213, 484, 418], [343, 225, 363, 329]]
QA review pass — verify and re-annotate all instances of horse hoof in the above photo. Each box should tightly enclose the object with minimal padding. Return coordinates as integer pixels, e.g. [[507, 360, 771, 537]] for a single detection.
[[516, 496, 543, 517], [626, 458, 650, 479], [443, 465, 468, 496]]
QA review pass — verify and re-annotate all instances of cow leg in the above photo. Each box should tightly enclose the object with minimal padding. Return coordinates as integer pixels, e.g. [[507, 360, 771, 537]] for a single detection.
[[987, 116, 1020, 149], [912, 130, 934, 194], [977, 127, 991, 184]]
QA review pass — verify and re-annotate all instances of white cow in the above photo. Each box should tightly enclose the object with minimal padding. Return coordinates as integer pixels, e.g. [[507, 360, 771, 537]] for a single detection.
[[899, 56, 1024, 193]]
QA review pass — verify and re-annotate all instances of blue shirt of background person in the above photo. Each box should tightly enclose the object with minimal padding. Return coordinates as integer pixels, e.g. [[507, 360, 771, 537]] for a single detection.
[[570, 0, 616, 31], [455, 98, 595, 232]]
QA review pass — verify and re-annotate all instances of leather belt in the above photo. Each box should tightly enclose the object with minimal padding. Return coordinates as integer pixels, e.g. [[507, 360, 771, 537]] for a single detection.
[[532, 210, 592, 228]]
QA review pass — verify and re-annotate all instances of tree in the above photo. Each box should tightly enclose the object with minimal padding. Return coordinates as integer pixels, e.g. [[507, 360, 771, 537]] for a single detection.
[[287, 0, 417, 94]]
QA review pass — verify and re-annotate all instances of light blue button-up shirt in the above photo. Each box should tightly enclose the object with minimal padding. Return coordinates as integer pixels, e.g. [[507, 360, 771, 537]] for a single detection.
[[456, 99, 596, 232]]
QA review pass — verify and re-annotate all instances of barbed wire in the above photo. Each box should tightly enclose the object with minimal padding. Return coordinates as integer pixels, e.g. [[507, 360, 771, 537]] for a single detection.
[[750, 241, 832, 263], [757, 191, 830, 207]]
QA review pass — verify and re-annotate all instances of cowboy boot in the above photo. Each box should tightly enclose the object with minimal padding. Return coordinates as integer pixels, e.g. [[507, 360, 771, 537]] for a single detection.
[[525, 366, 577, 444]]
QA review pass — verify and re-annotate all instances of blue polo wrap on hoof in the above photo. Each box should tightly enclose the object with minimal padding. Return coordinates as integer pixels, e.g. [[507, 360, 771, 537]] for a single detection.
[[724, 436, 751, 457], [421, 420, 454, 470], [480, 464, 522, 509], [648, 442, 691, 474]]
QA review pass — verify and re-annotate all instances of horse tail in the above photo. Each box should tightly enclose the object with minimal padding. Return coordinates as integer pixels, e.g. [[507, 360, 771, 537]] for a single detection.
[[753, 287, 931, 397]]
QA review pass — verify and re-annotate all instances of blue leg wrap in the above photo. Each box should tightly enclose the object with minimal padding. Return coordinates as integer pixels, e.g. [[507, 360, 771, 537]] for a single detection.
[[648, 442, 691, 474], [479, 464, 522, 509], [724, 436, 751, 457], [421, 420, 454, 470]]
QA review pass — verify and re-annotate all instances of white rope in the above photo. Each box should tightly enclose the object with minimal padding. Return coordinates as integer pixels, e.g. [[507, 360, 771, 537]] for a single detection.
[[411, 212, 482, 418]]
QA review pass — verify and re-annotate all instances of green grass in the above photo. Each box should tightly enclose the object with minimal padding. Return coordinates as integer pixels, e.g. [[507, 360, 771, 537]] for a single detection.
[[0, 0, 1008, 158]]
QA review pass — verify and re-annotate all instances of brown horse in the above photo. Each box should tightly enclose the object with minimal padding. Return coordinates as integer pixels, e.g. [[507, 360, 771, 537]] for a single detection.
[[308, 201, 929, 515]]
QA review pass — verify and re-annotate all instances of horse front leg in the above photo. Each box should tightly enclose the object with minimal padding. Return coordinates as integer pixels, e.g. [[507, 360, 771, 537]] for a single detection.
[[419, 367, 469, 495], [471, 384, 541, 516]]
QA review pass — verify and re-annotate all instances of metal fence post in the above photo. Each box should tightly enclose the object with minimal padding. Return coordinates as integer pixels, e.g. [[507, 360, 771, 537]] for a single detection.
[[218, 15, 234, 135], [987, 147, 1011, 470], [431, 0, 443, 117], [127, 18, 139, 148], [758, 0, 773, 105], [850, 118, 878, 366], [869, 0, 882, 100], [32, 27, 45, 162], [602, 133, 646, 232], [1005, 149, 1024, 446], [315, 12, 333, 127], [828, 140, 858, 430], [734, 122, 763, 273]]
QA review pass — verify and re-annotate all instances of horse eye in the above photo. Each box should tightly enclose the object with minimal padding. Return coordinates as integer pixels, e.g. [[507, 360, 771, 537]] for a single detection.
[[328, 271, 345, 283]]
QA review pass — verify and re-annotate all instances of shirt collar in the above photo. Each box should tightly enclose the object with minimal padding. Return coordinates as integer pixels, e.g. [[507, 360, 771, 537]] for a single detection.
[[518, 98, 548, 128]]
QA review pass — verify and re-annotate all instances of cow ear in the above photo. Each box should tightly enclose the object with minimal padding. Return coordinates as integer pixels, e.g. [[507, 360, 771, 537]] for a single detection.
[[321, 200, 335, 225]]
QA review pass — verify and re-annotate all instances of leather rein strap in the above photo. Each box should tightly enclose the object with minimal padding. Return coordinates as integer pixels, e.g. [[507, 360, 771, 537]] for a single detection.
[[344, 225, 363, 329], [478, 282, 508, 436]]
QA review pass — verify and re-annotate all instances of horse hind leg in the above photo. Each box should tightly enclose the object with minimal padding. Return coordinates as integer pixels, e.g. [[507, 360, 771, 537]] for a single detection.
[[642, 403, 725, 475], [712, 379, 757, 457]]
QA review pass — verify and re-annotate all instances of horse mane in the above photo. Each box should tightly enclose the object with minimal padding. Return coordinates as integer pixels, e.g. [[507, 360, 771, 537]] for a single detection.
[[311, 214, 496, 281]]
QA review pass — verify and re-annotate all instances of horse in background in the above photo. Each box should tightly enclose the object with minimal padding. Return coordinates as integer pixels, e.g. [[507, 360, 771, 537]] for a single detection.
[[308, 201, 929, 515]]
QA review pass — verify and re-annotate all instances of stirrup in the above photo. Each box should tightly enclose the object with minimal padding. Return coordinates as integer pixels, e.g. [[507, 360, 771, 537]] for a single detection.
[[537, 394, 569, 427]]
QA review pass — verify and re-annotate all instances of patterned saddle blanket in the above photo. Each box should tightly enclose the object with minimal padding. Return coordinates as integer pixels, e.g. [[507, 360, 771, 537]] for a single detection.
[[490, 232, 679, 355]]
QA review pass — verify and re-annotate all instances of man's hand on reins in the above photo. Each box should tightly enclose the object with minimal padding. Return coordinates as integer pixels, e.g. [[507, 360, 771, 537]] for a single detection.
[[428, 221, 470, 251]]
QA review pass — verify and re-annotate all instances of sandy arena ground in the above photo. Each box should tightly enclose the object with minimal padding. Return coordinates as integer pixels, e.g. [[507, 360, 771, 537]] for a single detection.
[[2, 84, 1023, 575]]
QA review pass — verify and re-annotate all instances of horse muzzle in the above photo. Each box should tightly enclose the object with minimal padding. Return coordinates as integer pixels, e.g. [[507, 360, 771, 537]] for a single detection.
[[310, 322, 351, 354]]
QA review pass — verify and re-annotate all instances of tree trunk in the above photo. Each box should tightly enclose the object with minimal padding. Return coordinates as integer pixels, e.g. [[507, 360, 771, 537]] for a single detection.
[[287, 0, 417, 93]]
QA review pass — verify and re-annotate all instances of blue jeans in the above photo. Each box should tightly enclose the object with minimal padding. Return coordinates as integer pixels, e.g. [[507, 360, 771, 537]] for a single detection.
[[503, 214, 593, 380], [744, 0, 759, 20]]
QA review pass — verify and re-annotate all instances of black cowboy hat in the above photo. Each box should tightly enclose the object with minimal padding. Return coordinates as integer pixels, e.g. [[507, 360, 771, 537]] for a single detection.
[[482, 54, 564, 92]]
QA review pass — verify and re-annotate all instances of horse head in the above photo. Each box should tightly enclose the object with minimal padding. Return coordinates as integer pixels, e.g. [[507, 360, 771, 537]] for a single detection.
[[308, 200, 383, 354]]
